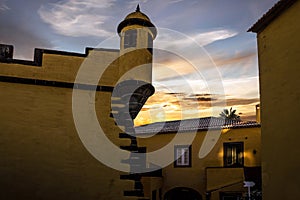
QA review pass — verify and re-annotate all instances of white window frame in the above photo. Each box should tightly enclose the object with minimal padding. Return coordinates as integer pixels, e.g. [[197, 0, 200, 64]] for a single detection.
[[174, 145, 191, 167]]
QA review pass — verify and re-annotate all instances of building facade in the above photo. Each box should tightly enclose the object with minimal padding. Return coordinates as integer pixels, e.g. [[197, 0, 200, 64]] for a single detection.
[[136, 118, 261, 200], [0, 6, 263, 200], [249, 0, 300, 199], [0, 6, 161, 200]]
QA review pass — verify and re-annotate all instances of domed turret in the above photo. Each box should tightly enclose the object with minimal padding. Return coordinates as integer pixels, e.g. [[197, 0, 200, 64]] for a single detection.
[[124, 4, 150, 21], [117, 5, 157, 54], [117, 5, 157, 39], [117, 5, 156, 84]]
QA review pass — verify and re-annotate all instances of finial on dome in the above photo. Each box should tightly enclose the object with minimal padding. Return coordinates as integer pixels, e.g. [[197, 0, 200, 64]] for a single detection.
[[136, 4, 140, 12]]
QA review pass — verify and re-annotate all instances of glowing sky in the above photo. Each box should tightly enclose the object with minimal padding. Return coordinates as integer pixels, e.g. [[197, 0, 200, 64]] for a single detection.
[[0, 0, 279, 125]]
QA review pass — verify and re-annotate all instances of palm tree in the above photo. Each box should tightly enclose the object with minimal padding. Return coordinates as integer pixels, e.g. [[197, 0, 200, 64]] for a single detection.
[[219, 107, 241, 121]]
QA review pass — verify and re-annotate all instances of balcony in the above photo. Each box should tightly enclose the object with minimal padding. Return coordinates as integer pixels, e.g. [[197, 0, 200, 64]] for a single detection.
[[206, 167, 244, 192], [206, 167, 261, 200]]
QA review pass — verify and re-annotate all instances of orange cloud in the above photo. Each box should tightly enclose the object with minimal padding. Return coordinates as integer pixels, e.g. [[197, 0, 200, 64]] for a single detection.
[[213, 51, 256, 67], [134, 92, 259, 126]]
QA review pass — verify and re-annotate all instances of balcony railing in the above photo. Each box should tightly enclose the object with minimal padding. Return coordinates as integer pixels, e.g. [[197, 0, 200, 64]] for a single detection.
[[206, 167, 245, 193]]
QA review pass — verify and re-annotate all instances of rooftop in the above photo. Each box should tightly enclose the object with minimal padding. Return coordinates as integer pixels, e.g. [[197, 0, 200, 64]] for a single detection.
[[248, 0, 297, 33], [135, 117, 260, 135], [125, 4, 151, 21], [117, 4, 157, 38]]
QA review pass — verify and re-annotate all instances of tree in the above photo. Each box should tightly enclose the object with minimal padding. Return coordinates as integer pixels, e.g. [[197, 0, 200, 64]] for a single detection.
[[219, 107, 241, 121]]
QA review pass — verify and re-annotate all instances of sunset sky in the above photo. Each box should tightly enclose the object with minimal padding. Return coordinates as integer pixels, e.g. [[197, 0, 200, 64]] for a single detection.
[[0, 0, 279, 125]]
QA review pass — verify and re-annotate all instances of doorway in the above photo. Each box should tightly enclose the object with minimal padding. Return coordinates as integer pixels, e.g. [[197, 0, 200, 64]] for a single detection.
[[164, 187, 202, 200]]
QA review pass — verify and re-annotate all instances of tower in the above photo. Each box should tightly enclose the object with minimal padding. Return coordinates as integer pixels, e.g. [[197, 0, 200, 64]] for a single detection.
[[118, 4, 157, 53], [109, 5, 160, 198], [117, 4, 157, 84], [0, 5, 161, 200]]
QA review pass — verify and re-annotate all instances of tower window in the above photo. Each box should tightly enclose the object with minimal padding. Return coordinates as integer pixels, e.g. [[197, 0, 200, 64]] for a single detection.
[[124, 29, 137, 49], [147, 33, 153, 54], [174, 145, 191, 167], [0, 44, 13, 60], [223, 142, 244, 167]]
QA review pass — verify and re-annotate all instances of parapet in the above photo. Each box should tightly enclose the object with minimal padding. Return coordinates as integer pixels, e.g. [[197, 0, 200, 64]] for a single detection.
[[0, 43, 119, 66]]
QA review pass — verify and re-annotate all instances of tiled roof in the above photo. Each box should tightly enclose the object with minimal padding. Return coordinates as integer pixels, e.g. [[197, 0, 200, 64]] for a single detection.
[[135, 117, 260, 135], [248, 0, 297, 33]]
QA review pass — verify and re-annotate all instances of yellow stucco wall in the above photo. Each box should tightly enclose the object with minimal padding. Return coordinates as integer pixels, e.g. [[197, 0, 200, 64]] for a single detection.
[[117, 48, 153, 84], [0, 50, 120, 86], [142, 177, 163, 199], [137, 127, 261, 199], [255, 1, 300, 199], [0, 44, 156, 199], [0, 81, 135, 199]]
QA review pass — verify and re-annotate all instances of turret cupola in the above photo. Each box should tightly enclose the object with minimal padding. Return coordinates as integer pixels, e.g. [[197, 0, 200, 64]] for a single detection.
[[117, 5, 157, 53]]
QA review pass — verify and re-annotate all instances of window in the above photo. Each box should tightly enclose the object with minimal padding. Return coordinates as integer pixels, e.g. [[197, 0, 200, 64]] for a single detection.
[[124, 29, 137, 48], [147, 33, 153, 54], [0, 44, 13, 60], [174, 145, 191, 167], [223, 142, 244, 167]]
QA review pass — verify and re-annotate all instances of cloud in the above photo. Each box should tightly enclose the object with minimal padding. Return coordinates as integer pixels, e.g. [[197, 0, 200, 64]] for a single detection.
[[0, 17, 52, 60], [167, 0, 184, 4], [184, 96, 215, 102], [155, 29, 238, 49], [126, 0, 148, 9], [211, 49, 259, 84], [135, 91, 259, 125], [38, 0, 116, 37], [0, 0, 9, 11], [190, 29, 238, 46], [222, 76, 260, 99], [150, 51, 259, 103], [150, 28, 238, 87], [225, 98, 259, 106], [135, 72, 260, 125], [135, 91, 203, 125], [213, 51, 256, 67], [151, 29, 256, 94]]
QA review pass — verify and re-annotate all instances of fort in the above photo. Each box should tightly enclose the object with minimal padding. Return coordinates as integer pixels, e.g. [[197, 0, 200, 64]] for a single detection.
[[6, 3, 296, 200]]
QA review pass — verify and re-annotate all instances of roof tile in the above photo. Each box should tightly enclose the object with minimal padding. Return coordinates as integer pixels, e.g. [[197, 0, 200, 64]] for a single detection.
[[135, 117, 260, 135]]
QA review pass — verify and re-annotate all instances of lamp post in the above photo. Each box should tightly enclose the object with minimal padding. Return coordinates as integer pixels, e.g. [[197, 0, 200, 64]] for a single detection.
[[244, 181, 255, 200]]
